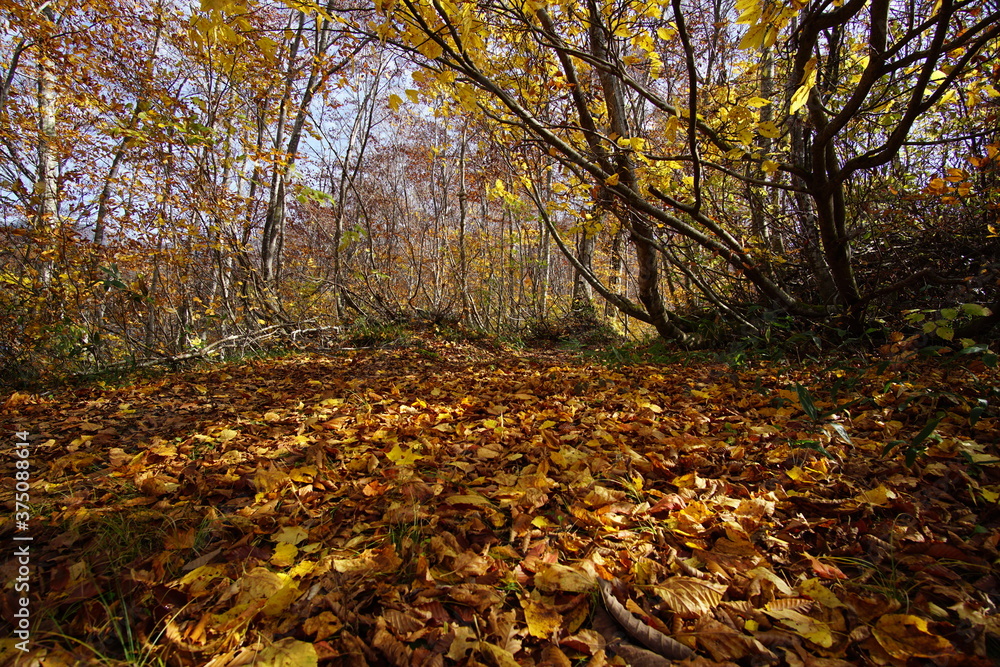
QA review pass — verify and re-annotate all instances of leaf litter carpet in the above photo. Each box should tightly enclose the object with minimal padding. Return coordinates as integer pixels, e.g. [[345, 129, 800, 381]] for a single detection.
[[1, 338, 999, 666]]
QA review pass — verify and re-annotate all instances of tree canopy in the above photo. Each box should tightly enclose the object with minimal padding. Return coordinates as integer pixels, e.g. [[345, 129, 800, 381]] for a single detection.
[[1, 0, 999, 375]]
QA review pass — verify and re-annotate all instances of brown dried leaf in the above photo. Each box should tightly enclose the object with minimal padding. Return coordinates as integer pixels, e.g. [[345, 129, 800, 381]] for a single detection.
[[654, 577, 727, 618], [373, 617, 412, 667], [598, 578, 694, 661]]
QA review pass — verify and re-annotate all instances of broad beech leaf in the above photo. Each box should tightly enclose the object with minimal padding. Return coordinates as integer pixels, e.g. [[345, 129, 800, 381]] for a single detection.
[[534, 563, 595, 593], [855, 484, 895, 505], [872, 614, 955, 659], [523, 598, 563, 638], [253, 638, 318, 667], [654, 577, 727, 618], [270, 542, 298, 567], [797, 578, 845, 608], [763, 608, 833, 647]]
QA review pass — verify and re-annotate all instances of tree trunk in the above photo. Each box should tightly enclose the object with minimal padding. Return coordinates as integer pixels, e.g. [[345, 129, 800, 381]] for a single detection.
[[587, 0, 690, 343], [35, 48, 59, 286], [457, 124, 470, 322], [605, 224, 624, 318], [571, 226, 595, 311]]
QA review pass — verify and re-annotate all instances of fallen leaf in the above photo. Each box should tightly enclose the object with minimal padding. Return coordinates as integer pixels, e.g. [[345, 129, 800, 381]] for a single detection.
[[654, 577, 727, 618], [523, 598, 562, 638], [253, 638, 318, 667], [764, 608, 833, 648], [803, 553, 848, 580], [872, 614, 955, 659]]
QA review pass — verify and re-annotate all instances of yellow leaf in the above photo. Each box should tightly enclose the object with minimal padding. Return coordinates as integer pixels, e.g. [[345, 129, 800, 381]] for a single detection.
[[405, 89, 419, 103], [855, 484, 895, 506], [418, 39, 443, 59], [479, 643, 520, 667], [444, 493, 496, 507], [255, 36, 278, 59], [945, 167, 967, 182], [664, 115, 680, 142], [748, 567, 794, 596], [274, 525, 309, 545], [764, 608, 833, 647], [605, 173, 620, 186], [262, 579, 300, 616], [254, 639, 318, 667], [757, 121, 781, 138], [271, 542, 299, 567], [180, 565, 229, 595], [789, 84, 810, 113], [388, 93, 402, 111], [523, 598, 563, 638], [289, 465, 317, 482], [447, 626, 478, 660], [790, 58, 817, 113], [738, 22, 767, 50], [797, 578, 845, 608], [533, 563, 595, 593], [762, 159, 779, 174], [873, 614, 955, 659], [386, 442, 424, 465]]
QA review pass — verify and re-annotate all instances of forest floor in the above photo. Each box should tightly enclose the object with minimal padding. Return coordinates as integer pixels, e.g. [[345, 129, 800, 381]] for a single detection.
[[1, 331, 999, 666]]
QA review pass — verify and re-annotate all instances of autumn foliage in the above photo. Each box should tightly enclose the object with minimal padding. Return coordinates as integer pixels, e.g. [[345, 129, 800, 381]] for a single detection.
[[2, 0, 1000, 662], [2, 0, 1000, 381]]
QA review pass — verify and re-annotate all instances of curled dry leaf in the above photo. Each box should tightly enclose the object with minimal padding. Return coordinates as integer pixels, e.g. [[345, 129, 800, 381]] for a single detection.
[[598, 578, 695, 661]]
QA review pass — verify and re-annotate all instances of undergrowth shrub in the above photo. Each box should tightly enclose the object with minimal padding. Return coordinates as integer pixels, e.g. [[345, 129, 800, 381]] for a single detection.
[[345, 318, 410, 347], [526, 306, 620, 345]]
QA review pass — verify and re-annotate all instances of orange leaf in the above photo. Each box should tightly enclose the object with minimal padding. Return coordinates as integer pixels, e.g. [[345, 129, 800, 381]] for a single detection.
[[804, 553, 847, 580]]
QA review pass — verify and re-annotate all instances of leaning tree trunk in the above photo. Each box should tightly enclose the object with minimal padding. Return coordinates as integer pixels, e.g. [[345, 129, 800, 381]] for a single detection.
[[587, 0, 690, 344]]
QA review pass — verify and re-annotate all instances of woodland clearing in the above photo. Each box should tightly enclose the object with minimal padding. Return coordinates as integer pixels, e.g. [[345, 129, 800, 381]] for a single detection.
[[1, 332, 998, 666]]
